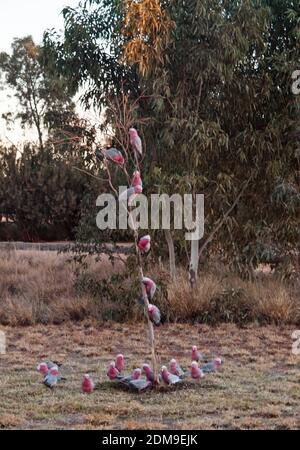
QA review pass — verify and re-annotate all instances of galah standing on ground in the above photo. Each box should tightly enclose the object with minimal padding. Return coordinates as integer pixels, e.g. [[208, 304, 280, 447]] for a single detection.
[[161, 366, 181, 385], [129, 128, 142, 156], [142, 277, 156, 299], [200, 358, 222, 373], [138, 235, 151, 254], [118, 185, 143, 203], [191, 361, 205, 379], [191, 345, 205, 362], [142, 364, 154, 382], [37, 362, 48, 376], [148, 304, 161, 326], [115, 354, 125, 372], [81, 374, 94, 394], [131, 171, 143, 189], [168, 359, 185, 377], [43, 367, 59, 389], [107, 361, 120, 380], [120, 368, 142, 384], [102, 147, 124, 165]]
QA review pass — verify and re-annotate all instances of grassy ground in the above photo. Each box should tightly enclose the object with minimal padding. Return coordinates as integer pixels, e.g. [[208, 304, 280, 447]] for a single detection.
[[0, 322, 299, 430]]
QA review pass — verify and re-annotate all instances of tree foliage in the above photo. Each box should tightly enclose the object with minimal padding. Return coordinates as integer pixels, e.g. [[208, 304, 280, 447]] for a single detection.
[[43, 0, 300, 275], [0, 36, 75, 149]]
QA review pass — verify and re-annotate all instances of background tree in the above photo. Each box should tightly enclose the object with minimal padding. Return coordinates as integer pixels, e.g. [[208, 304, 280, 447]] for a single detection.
[[0, 36, 75, 149]]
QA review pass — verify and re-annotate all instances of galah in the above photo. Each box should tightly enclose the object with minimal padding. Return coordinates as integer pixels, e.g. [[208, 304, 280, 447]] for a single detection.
[[168, 359, 185, 377], [161, 366, 181, 385], [142, 277, 156, 299], [120, 368, 142, 384], [115, 354, 125, 372], [191, 361, 205, 379], [191, 345, 205, 362], [37, 362, 48, 376], [118, 185, 143, 203], [148, 304, 161, 326], [142, 364, 154, 382], [129, 128, 142, 156], [138, 235, 151, 254], [131, 171, 143, 189], [107, 361, 120, 380], [201, 358, 222, 373], [43, 367, 59, 389], [103, 147, 124, 165], [82, 374, 94, 394]]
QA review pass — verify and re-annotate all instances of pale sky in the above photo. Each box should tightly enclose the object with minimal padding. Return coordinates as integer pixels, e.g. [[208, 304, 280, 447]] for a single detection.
[[0, 0, 86, 145]]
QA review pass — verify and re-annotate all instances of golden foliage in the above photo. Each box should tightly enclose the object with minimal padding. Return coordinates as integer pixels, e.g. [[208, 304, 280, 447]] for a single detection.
[[121, 0, 174, 76]]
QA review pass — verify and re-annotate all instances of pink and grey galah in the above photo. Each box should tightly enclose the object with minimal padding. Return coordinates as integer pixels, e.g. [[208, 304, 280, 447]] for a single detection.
[[129, 128, 142, 156], [118, 185, 143, 203], [131, 171, 143, 189], [138, 235, 151, 253], [168, 359, 185, 377], [191, 345, 205, 362], [37, 362, 48, 376], [142, 363, 154, 382], [43, 367, 59, 389], [142, 277, 156, 299], [191, 361, 205, 379], [200, 358, 222, 373], [120, 368, 142, 384], [103, 147, 125, 165], [107, 361, 120, 380], [81, 374, 95, 394], [147, 304, 161, 326], [161, 366, 181, 385], [115, 354, 125, 372]]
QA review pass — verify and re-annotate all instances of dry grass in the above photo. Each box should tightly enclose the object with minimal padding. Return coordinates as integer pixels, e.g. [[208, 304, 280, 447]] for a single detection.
[[0, 322, 299, 430], [0, 250, 124, 326], [0, 250, 299, 326], [167, 269, 300, 325]]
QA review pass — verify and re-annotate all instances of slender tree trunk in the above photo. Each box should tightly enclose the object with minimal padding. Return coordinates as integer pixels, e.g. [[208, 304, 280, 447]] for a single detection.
[[189, 238, 199, 288], [164, 229, 176, 280]]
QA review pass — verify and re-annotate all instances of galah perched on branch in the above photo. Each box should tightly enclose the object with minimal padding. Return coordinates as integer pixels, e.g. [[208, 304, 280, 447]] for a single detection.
[[81, 374, 94, 394], [118, 185, 143, 203], [147, 304, 161, 326], [161, 366, 181, 385], [142, 277, 156, 299], [191, 361, 205, 379], [200, 358, 222, 373], [43, 367, 59, 389], [115, 354, 125, 372], [138, 235, 151, 254], [129, 128, 142, 156], [107, 361, 120, 380], [168, 359, 185, 377], [131, 171, 143, 189], [99, 147, 125, 165], [191, 345, 205, 362]]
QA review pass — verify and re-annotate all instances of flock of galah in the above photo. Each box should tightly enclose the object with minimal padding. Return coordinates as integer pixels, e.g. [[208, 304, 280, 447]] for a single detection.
[[36, 128, 223, 394], [36, 347, 222, 393]]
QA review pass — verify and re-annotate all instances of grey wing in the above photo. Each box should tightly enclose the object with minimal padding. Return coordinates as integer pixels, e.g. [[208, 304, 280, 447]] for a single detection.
[[128, 379, 152, 392]]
